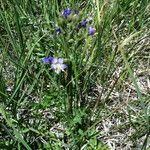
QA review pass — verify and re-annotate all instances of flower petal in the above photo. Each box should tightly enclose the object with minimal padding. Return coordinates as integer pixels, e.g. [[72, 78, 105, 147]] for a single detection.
[[60, 64, 67, 70], [51, 58, 57, 63], [58, 58, 64, 64], [42, 57, 51, 64], [50, 64, 56, 69]]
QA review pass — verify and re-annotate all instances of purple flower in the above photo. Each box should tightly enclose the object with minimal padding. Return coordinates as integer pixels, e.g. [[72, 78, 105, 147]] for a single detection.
[[51, 58, 67, 74], [78, 19, 87, 28], [55, 27, 61, 34], [42, 57, 52, 64], [62, 8, 72, 19], [88, 27, 96, 36]]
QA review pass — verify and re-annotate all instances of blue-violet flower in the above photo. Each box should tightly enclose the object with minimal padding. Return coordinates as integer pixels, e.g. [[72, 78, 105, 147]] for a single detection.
[[78, 19, 87, 28], [55, 27, 61, 34], [42, 57, 52, 64], [62, 8, 72, 19], [51, 58, 67, 74], [88, 27, 96, 36]]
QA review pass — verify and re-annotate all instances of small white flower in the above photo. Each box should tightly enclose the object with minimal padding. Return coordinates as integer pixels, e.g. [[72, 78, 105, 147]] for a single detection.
[[51, 58, 67, 74]]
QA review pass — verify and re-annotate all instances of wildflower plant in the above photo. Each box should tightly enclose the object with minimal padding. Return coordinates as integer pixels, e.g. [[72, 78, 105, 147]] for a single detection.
[[42, 7, 97, 115], [41, 7, 98, 146]]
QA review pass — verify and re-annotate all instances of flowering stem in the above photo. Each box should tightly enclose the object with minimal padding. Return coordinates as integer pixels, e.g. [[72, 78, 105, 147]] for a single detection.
[[66, 61, 73, 114]]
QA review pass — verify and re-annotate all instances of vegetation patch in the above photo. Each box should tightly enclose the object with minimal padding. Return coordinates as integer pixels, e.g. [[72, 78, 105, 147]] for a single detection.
[[0, 0, 150, 149]]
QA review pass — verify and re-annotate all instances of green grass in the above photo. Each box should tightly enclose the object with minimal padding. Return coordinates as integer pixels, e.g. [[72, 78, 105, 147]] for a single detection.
[[0, 0, 150, 149]]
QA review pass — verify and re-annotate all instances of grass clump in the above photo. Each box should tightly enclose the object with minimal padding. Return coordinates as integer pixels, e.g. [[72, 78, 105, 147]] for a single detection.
[[0, 0, 150, 149]]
